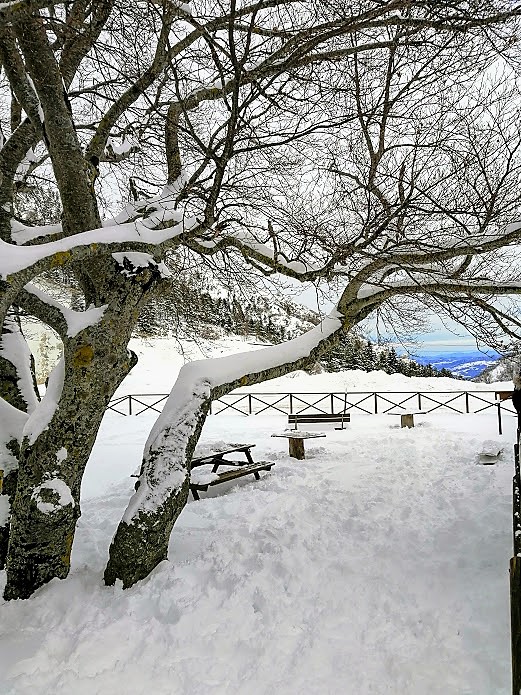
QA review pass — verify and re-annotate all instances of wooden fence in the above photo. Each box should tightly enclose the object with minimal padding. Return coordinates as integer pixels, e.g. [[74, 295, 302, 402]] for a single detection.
[[107, 390, 517, 433]]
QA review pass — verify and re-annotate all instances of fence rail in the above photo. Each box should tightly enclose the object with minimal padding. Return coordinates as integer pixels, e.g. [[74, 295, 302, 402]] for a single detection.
[[107, 390, 517, 432]]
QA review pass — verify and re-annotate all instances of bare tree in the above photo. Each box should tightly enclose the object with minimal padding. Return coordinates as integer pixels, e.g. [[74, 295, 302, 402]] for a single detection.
[[1, 0, 521, 600]]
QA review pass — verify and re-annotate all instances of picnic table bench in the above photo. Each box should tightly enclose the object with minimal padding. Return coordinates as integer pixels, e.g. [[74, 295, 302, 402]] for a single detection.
[[287, 412, 350, 429], [189, 444, 274, 500], [272, 430, 326, 460]]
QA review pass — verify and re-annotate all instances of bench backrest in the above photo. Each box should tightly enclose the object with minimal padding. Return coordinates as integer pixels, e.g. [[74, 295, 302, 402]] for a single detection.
[[288, 413, 350, 423]]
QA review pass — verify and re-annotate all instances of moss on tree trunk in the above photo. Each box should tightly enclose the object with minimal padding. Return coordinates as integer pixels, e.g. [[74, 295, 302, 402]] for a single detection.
[[104, 478, 190, 588]]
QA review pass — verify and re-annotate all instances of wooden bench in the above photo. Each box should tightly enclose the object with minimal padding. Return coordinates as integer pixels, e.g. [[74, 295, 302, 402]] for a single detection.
[[287, 413, 350, 430], [189, 444, 274, 500], [190, 461, 275, 500]]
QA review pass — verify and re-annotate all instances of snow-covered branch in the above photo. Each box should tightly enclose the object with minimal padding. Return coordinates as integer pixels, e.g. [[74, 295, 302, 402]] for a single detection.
[[19, 285, 108, 340], [105, 311, 345, 587], [0, 314, 39, 415]]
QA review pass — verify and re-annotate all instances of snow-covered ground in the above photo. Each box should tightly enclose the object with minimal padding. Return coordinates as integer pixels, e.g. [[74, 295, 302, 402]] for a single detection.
[[116, 335, 513, 395], [0, 337, 518, 694]]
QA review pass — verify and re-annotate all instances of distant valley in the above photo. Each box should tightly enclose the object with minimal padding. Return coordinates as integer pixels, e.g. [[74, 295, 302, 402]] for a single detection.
[[411, 351, 501, 379]]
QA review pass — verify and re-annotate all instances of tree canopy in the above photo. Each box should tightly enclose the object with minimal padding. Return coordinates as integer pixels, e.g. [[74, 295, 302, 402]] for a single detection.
[[2, 0, 521, 599]]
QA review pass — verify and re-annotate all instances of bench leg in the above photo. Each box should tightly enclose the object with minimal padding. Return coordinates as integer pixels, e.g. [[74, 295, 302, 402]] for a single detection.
[[401, 414, 414, 428], [289, 438, 305, 460]]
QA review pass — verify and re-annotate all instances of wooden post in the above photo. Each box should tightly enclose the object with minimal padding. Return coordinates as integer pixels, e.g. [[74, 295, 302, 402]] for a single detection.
[[401, 413, 414, 428], [512, 556, 521, 695], [512, 440, 521, 694], [288, 437, 305, 460]]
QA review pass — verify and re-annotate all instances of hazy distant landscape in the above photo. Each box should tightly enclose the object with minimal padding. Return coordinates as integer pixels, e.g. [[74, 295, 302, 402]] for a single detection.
[[410, 350, 502, 379]]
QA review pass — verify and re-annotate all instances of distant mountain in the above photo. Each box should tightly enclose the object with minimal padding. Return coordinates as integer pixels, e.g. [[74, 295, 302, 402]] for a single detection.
[[412, 351, 501, 379]]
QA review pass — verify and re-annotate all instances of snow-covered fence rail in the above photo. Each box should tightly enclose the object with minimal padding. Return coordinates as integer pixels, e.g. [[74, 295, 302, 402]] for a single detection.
[[107, 390, 516, 432]]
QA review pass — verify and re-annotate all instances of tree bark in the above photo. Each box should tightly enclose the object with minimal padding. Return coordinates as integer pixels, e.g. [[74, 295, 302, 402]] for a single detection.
[[3, 301, 140, 599]]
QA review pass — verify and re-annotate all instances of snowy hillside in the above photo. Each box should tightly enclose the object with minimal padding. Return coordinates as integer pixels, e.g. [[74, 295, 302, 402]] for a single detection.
[[114, 335, 514, 396], [474, 354, 516, 384]]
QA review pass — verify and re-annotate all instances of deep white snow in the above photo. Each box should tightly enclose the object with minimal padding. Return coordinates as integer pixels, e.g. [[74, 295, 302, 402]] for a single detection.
[[0, 337, 518, 694]]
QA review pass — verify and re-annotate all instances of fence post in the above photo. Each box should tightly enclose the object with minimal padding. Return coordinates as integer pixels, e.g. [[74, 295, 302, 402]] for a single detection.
[[418, 393, 422, 410], [465, 392, 470, 413], [248, 394, 252, 414], [128, 395, 132, 416], [511, 557, 521, 695], [289, 393, 293, 414], [512, 439, 521, 695], [499, 403, 503, 436], [374, 393, 378, 414], [331, 393, 334, 414]]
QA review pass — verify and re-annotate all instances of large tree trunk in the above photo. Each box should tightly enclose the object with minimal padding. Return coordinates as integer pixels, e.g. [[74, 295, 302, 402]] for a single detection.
[[104, 395, 210, 587], [3, 314, 137, 600]]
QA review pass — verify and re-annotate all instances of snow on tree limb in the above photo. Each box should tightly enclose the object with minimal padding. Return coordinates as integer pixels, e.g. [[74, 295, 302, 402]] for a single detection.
[[0, 315, 39, 414], [0, 209, 196, 279], [22, 355, 64, 446], [21, 285, 108, 339], [125, 311, 343, 521]]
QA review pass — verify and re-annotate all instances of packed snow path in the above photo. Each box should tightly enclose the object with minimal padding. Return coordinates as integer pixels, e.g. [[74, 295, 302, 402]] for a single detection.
[[0, 411, 514, 694]]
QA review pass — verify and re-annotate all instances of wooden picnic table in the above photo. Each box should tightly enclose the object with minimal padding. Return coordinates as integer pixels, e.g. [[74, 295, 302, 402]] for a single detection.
[[271, 430, 326, 460], [192, 443, 256, 471], [190, 443, 274, 500]]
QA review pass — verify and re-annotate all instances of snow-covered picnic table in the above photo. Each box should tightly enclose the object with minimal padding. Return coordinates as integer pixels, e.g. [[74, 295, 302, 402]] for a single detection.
[[189, 443, 274, 500], [385, 410, 427, 428]]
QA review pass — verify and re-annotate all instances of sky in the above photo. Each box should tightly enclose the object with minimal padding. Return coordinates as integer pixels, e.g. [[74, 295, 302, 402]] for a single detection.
[[294, 283, 496, 356]]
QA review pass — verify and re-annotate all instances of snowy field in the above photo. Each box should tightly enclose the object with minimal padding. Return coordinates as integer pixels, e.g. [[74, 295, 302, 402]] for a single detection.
[[0, 338, 518, 694]]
